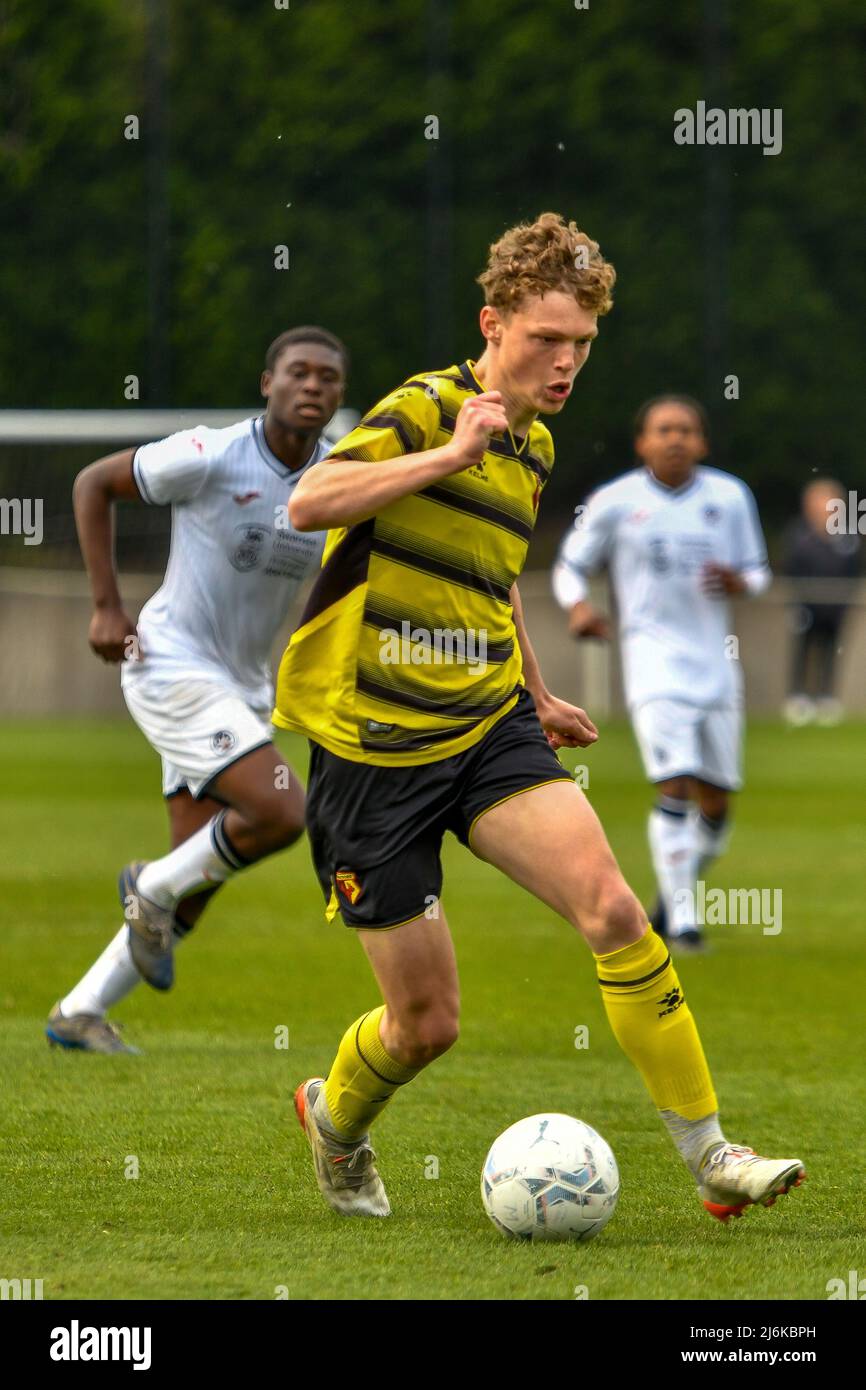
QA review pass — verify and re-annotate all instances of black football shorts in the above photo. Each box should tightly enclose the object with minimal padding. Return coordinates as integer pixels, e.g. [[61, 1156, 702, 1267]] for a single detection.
[[304, 686, 573, 929]]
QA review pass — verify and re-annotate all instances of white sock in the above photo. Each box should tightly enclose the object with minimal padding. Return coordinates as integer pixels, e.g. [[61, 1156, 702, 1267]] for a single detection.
[[59, 918, 194, 1018], [136, 809, 248, 909], [692, 807, 730, 874], [659, 1108, 726, 1181], [648, 796, 700, 936], [60, 925, 138, 1017]]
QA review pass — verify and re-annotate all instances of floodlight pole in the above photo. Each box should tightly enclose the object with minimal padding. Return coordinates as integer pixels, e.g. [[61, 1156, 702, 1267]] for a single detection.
[[703, 0, 730, 469], [426, 0, 454, 368], [146, 0, 171, 406]]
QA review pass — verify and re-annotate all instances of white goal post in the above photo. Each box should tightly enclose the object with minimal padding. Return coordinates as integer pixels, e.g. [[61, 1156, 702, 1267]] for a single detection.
[[0, 407, 360, 446]]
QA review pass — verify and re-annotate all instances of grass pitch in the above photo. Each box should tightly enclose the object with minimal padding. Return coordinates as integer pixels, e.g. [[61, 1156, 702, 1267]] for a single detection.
[[1, 717, 863, 1300]]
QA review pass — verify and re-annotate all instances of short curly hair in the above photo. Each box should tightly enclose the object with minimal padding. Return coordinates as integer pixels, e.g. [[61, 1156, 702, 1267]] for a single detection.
[[264, 325, 349, 376], [476, 212, 615, 318], [633, 394, 710, 440]]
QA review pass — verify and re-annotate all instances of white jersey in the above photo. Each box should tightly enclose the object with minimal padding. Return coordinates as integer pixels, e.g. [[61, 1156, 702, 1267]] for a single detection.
[[125, 416, 328, 708], [552, 465, 770, 709]]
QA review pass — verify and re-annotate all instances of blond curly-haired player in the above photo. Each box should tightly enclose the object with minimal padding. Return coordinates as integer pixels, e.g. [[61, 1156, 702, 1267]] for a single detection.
[[274, 214, 804, 1224]]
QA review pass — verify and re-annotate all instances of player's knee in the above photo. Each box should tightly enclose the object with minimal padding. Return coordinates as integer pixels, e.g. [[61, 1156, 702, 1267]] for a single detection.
[[395, 1007, 459, 1067], [659, 776, 690, 802], [247, 795, 305, 849], [700, 789, 729, 820], [272, 802, 305, 848], [575, 873, 645, 952]]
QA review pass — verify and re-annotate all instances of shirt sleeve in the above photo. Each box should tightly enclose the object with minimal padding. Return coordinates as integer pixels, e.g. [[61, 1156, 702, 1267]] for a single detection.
[[324, 382, 440, 463], [551, 489, 617, 609], [132, 428, 211, 506], [732, 483, 772, 589]]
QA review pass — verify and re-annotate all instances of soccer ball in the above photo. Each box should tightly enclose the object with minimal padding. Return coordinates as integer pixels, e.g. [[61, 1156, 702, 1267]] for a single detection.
[[481, 1113, 620, 1242]]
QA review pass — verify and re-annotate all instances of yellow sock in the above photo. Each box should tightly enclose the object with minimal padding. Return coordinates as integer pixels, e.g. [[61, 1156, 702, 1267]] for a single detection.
[[596, 927, 718, 1119], [322, 1006, 421, 1140]]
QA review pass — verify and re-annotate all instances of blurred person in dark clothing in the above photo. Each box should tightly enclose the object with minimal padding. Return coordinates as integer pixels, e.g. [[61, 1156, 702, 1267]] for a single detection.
[[782, 478, 860, 726]]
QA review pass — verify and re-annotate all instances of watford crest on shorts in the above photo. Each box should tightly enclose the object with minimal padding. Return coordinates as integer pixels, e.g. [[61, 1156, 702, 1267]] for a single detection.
[[335, 869, 364, 904]]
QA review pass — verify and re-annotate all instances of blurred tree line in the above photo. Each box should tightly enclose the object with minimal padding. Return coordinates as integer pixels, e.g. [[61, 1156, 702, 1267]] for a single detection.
[[1, 0, 864, 566]]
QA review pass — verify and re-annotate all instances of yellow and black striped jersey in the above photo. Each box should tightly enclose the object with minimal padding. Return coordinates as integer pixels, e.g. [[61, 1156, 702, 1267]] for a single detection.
[[272, 360, 554, 765]]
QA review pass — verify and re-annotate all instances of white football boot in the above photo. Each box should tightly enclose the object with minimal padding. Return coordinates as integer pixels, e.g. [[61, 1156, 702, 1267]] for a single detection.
[[294, 1077, 391, 1217], [699, 1142, 806, 1222]]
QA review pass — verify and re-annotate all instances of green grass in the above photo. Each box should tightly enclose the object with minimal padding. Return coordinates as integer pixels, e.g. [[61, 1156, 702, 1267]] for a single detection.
[[1, 717, 864, 1300]]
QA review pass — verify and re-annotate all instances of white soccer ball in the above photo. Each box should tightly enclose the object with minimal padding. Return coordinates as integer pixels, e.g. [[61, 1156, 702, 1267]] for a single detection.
[[481, 1113, 620, 1242]]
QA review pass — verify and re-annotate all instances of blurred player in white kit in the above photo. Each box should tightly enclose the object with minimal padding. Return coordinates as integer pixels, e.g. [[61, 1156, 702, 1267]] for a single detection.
[[46, 327, 348, 1050], [553, 395, 771, 951]]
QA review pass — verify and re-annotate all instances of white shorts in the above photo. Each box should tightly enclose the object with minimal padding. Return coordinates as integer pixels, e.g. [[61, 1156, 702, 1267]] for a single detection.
[[631, 698, 743, 791], [121, 668, 273, 799]]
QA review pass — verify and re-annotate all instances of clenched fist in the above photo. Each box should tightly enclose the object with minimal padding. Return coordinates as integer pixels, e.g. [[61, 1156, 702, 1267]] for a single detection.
[[88, 604, 141, 664], [446, 390, 509, 471]]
